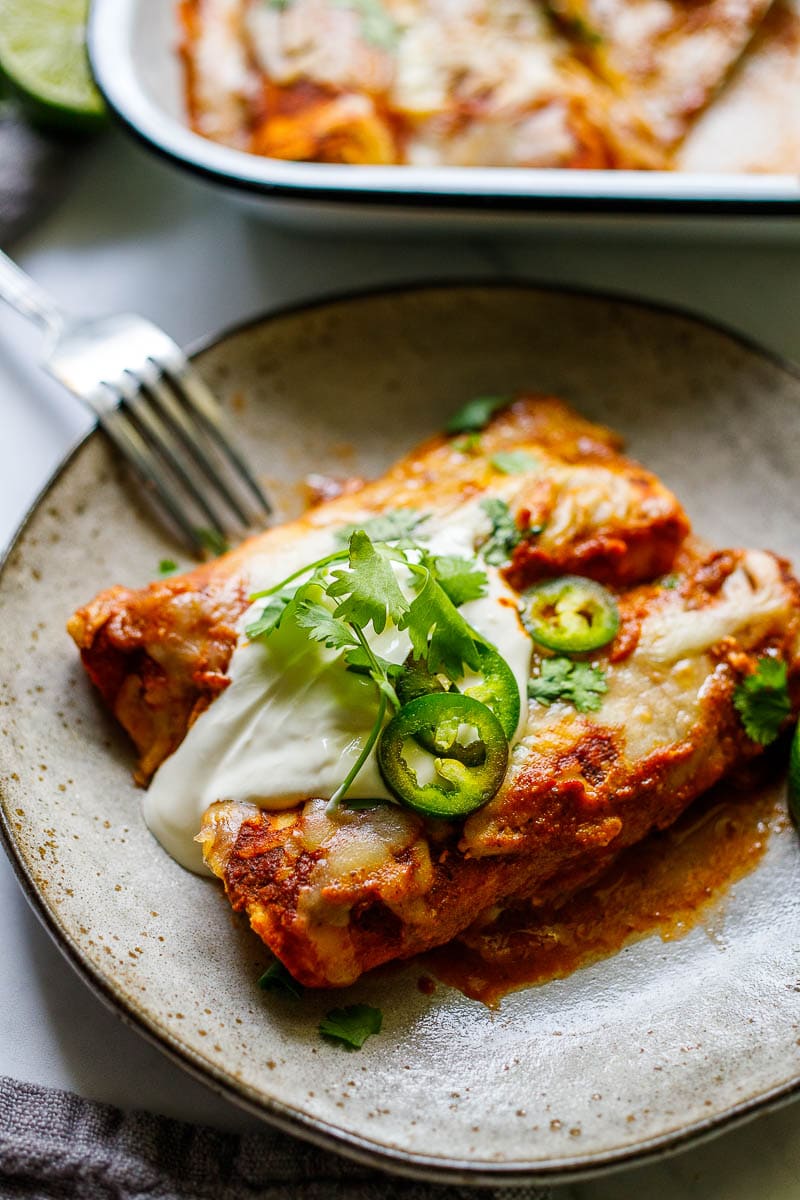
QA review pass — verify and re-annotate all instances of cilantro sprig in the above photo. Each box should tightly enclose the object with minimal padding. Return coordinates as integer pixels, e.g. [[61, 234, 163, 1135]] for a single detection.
[[733, 657, 791, 745], [246, 530, 490, 809], [401, 566, 483, 681], [528, 657, 607, 713]]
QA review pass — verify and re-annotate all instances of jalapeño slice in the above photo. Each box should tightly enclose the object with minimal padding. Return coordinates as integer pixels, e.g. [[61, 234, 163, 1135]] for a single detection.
[[521, 575, 619, 653], [395, 658, 485, 765], [464, 643, 521, 740], [396, 644, 520, 762], [378, 693, 509, 819]]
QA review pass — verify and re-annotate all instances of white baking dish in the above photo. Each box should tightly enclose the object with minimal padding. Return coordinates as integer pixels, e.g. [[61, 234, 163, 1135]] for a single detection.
[[88, 0, 800, 228]]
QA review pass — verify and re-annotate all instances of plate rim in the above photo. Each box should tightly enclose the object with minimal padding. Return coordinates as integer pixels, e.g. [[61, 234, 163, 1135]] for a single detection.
[[2, 278, 800, 1186]]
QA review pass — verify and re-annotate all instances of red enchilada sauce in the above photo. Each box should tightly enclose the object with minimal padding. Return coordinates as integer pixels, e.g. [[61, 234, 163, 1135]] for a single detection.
[[423, 775, 787, 1007]]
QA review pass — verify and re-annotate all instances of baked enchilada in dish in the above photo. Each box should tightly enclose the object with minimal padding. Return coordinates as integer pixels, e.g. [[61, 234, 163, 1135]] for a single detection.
[[178, 0, 800, 170], [68, 396, 800, 989]]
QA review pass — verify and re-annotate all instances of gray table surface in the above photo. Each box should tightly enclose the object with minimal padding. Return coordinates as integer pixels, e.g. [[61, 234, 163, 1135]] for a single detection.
[[1, 128, 799, 1198]]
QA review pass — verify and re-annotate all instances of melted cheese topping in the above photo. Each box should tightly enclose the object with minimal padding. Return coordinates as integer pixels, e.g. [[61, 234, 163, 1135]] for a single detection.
[[638, 551, 791, 665], [145, 504, 532, 873]]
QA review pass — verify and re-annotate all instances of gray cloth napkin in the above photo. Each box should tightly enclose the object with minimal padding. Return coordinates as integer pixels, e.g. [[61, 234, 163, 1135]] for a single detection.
[[0, 106, 85, 246], [0, 1076, 552, 1200]]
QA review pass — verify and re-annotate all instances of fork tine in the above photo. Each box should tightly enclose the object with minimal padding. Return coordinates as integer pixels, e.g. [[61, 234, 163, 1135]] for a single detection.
[[137, 366, 253, 528], [97, 393, 206, 555], [0, 245, 274, 552], [116, 375, 230, 541], [159, 358, 273, 518]]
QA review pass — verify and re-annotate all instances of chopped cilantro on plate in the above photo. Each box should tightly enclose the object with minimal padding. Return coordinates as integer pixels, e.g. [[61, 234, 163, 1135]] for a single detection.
[[319, 1004, 383, 1049], [257, 960, 304, 999]]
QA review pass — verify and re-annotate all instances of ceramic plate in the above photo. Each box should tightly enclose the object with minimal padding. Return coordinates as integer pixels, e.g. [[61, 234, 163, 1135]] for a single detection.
[[1, 285, 799, 1186]]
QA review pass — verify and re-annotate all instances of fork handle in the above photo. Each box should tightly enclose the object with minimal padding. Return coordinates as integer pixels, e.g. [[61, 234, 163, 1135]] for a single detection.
[[0, 248, 65, 335]]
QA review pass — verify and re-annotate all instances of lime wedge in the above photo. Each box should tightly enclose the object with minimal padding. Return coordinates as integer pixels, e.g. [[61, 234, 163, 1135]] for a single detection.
[[0, 0, 105, 131]]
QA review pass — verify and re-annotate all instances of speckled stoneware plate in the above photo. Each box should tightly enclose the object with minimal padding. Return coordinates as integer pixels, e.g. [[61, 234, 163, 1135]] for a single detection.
[[1, 285, 800, 1187]]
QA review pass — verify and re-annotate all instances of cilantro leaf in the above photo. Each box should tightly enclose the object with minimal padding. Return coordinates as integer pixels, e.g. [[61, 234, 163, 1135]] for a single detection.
[[490, 450, 539, 476], [335, 0, 399, 49], [528, 657, 607, 713], [319, 1004, 382, 1049], [295, 597, 358, 651], [561, 665, 606, 713], [336, 509, 426, 547], [527, 657, 574, 704], [479, 498, 524, 566], [453, 433, 482, 456], [158, 558, 178, 577], [733, 657, 791, 745], [571, 15, 603, 44], [258, 960, 303, 999], [328, 531, 408, 635], [446, 395, 511, 435], [427, 555, 488, 607], [246, 590, 293, 640], [400, 569, 482, 681], [542, 0, 603, 44]]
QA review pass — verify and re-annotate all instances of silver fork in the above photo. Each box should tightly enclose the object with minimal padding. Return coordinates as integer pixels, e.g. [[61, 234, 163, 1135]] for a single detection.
[[0, 248, 272, 556]]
